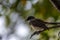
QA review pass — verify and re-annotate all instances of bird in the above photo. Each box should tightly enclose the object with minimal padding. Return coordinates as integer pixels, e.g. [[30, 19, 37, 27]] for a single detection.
[[26, 16, 49, 31], [26, 16, 60, 39]]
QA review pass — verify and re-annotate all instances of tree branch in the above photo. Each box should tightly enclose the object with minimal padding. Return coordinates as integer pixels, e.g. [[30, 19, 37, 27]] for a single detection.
[[30, 25, 60, 39]]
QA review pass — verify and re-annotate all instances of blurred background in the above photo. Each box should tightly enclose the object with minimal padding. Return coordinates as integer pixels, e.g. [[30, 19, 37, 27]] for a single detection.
[[0, 0, 60, 40]]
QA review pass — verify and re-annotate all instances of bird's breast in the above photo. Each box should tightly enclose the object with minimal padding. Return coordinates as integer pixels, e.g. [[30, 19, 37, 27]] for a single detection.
[[30, 25, 44, 31]]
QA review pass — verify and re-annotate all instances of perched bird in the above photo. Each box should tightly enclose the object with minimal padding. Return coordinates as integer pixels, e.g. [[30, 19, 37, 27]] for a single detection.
[[26, 16, 48, 31], [26, 16, 60, 38]]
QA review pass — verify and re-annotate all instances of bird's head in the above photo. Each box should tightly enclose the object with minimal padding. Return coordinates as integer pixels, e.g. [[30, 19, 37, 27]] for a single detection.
[[26, 16, 35, 21]]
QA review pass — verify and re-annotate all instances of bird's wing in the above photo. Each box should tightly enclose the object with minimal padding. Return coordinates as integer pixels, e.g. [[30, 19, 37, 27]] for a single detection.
[[34, 19, 48, 29], [30, 19, 45, 27]]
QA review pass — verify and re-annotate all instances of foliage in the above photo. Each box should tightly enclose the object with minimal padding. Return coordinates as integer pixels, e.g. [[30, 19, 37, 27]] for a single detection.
[[0, 0, 60, 40]]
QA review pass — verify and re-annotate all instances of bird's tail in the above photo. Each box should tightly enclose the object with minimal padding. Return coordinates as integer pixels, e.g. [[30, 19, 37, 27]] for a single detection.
[[44, 22, 60, 25]]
